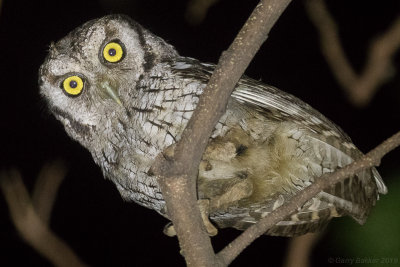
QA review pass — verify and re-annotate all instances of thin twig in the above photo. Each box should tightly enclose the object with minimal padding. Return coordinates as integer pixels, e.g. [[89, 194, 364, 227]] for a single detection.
[[0, 167, 88, 267], [185, 0, 220, 25], [151, 0, 292, 266], [283, 233, 321, 267], [32, 160, 68, 225], [306, 0, 400, 107], [217, 131, 400, 265]]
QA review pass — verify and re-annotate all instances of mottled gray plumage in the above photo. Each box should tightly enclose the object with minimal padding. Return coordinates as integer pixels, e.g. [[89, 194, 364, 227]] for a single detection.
[[39, 14, 387, 237]]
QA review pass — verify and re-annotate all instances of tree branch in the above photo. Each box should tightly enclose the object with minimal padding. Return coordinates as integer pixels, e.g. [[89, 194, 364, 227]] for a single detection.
[[217, 130, 400, 265], [185, 0, 220, 25], [0, 164, 88, 267], [150, 0, 292, 265], [32, 160, 68, 226], [283, 233, 321, 267], [306, 0, 400, 107]]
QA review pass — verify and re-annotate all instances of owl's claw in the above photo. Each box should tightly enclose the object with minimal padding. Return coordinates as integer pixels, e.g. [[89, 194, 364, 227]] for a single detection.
[[198, 199, 218, 236], [163, 222, 177, 237], [162, 200, 218, 237]]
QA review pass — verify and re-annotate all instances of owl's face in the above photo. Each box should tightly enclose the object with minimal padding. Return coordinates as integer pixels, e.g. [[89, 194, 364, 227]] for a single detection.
[[39, 15, 178, 146]]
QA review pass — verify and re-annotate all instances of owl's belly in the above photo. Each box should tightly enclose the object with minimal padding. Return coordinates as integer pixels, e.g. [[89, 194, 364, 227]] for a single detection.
[[115, 178, 166, 214], [96, 147, 167, 214]]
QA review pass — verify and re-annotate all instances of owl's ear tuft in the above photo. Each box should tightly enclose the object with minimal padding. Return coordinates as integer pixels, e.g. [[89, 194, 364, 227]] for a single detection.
[[48, 42, 60, 57], [48, 42, 56, 51]]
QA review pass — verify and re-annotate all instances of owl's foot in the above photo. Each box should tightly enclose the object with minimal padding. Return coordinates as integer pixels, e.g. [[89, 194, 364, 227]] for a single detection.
[[162, 200, 218, 237], [208, 178, 253, 211], [198, 199, 218, 236]]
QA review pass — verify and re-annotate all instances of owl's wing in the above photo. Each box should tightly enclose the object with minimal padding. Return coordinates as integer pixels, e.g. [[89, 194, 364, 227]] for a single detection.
[[224, 77, 386, 235], [232, 78, 386, 194], [173, 59, 386, 236], [175, 59, 386, 194]]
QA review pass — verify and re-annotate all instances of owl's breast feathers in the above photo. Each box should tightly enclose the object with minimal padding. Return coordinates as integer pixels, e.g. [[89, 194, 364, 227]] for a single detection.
[[168, 59, 387, 236]]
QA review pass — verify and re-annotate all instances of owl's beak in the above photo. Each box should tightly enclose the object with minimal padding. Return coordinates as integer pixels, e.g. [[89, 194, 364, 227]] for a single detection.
[[99, 80, 122, 106]]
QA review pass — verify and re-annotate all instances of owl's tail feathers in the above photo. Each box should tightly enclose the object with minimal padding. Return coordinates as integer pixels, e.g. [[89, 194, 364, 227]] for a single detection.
[[317, 191, 367, 224], [323, 166, 387, 225], [210, 195, 346, 237], [264, 201, 343, 236], [211, 168, 387, 237], [264, 217, 331, 237], [372, 168, 388, 195], [268, 166, 388, 236]]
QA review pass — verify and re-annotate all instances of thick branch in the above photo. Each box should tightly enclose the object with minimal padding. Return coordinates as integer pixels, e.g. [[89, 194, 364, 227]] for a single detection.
[[217, 130, 400, 264], [151, 0, 292, 266], [306, 0, 400, 107]]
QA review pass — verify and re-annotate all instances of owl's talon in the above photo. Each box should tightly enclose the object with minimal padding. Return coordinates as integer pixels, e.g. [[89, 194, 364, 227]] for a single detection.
[[163, 200, 218, 237], [163, 222, 176, 237], [198, 199, 218, 236], [204, 220, 218, 236]]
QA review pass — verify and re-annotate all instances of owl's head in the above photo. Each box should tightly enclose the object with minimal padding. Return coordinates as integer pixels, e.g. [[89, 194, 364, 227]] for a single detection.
[[39, 15, 178, 145]]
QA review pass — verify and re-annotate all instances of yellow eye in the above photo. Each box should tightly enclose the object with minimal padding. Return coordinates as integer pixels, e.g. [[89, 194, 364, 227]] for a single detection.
[[103, 42, 124, 63], [63, 76, 84, 95]]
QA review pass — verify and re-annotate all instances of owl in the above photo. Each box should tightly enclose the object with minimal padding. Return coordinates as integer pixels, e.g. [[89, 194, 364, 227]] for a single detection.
[[39, 14, 387, 237]]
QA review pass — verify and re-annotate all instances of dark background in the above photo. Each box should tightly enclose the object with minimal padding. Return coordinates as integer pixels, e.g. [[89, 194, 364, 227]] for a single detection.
[[0, 0, 399, 266]]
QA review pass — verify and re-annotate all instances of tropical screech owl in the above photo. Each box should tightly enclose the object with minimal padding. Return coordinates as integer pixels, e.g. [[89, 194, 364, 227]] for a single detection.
[[39, 14, 387, 237]]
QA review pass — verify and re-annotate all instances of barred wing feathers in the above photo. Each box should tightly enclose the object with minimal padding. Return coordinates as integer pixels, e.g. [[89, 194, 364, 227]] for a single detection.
[[173, 60, 386, 236], [226, 78, 387, 235]]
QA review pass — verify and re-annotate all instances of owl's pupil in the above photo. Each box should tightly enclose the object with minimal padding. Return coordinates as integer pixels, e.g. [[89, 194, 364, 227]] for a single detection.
[[69, 80, 78, 88], [108, 48, 116, 56]]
